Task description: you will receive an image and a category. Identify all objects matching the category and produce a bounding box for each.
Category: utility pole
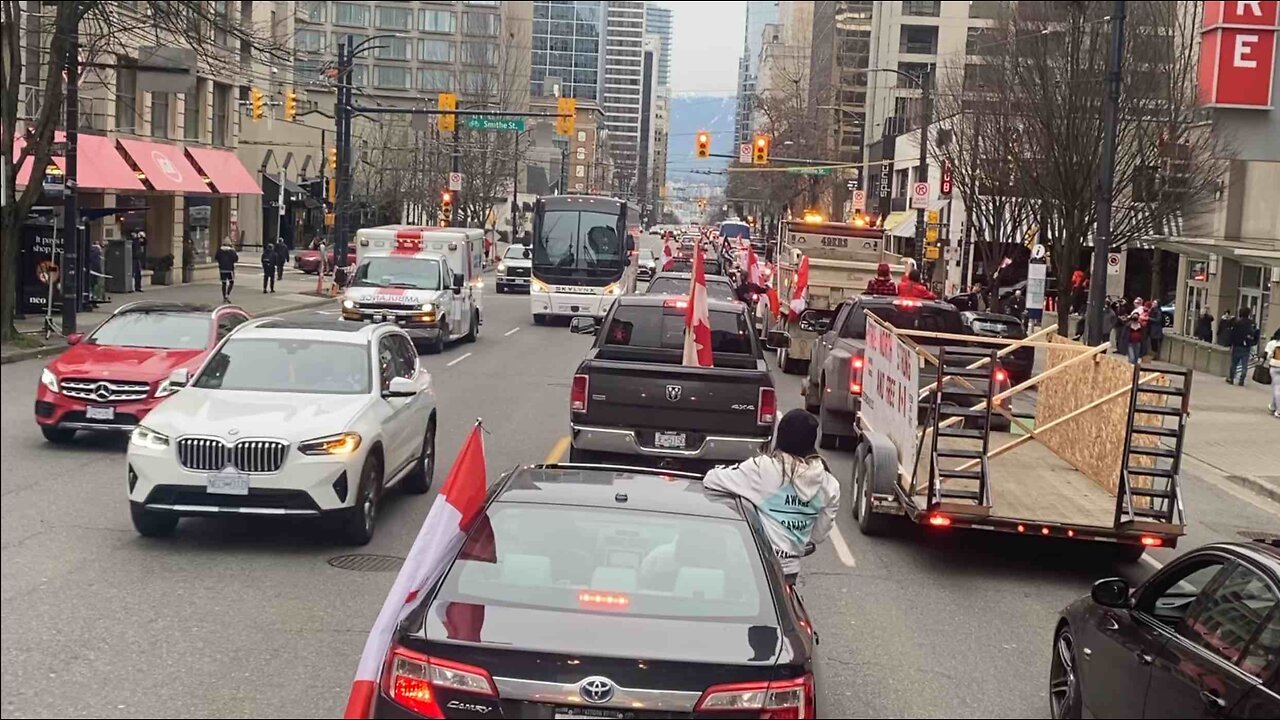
[1088,0,1127,345]
[913,71,932,270]
[511,133,519,244]
[61,20,80,334]
[334,40,348,267]
[450,123,460,227]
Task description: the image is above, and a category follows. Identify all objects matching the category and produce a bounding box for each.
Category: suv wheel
[130,503,179,537]
[340,454,382,545]
[41,426,77,444]
[402,418,436,494]
[463,309,479,343]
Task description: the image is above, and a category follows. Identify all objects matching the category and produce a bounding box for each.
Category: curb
[0,296,335,366]
[1222,473,1280,506]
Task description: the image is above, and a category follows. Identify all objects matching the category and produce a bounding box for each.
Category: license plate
[554,710,628,720]
[654,431,687,449]
[206,472,250,496]
[85,406,115,421]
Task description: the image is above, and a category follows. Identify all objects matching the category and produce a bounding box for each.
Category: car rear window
[603,305,755,355]
[646,276,735,302]
[844,305,963,338]
[438,503,770,621]
[667,258,725,276]
[970,318,1024,338]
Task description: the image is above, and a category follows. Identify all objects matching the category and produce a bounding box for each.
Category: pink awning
[186,146,261,195]
[14,132,146,191]
[117,137,209,193]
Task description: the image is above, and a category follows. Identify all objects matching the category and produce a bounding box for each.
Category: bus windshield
[719,222,750,241]
[533,209,626,282]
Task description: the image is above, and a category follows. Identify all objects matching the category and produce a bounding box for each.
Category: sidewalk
[1,267,333,365]
[1181,372,1280,504]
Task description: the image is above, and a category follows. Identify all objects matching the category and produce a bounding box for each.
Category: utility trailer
[848,313,1189,561]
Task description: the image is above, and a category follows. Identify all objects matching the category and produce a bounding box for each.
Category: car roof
[1203,540,1280,570]
[114,301,219,315]
[964,311,1023,323]
[858,295,956,311]
[649,272,732,284]
[235,317,379,343]
[496,465,745,520]
[539,195,623,212]
[616,293,744,313]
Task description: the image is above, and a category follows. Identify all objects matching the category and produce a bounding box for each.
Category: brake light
[383,645,497,717]
[578,590,631,611]
[993,367,1009,384]
[570,374,589,413]
[1140,535,1163,547]
[695,675,816,719]
[928,514,951,527]
[893,298,923,308]
[758,387,777,425]
[849,354,865,395]
[663,297,689,309]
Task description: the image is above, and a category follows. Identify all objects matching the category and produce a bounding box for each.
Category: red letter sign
[1199,1,1279,109]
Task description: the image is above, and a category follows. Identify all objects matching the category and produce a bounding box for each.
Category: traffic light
[695,130,710,159]
[441,191,453,222]
[556,97,577,136]
[250,88,264,121]
[438,92,457,132]
[752,134,769,165]
[284,89,298,121]
[327,148,337,173]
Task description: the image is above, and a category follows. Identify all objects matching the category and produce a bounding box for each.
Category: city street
[2,233,1276,719]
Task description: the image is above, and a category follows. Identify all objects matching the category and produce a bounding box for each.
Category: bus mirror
[453,273,464,294]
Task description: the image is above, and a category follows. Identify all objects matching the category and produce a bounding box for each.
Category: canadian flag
[682,242,714,368]
[746,245,763,286]
[343,422,488,719]
[661,239,675,271]
[789,256,810,319]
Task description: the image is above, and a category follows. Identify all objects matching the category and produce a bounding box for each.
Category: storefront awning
[887,200,949,239]
[14,133,146,191]
[186,146,262,195]
[117,138,209,193]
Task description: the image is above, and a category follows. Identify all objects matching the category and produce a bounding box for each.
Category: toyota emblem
[578,677,615,705]
[665,384,682,402]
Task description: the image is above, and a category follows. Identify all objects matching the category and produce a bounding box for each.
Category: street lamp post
[865,67,932,269]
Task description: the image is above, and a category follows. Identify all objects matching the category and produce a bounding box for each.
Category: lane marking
[504,327,520,337]
[1140,553,1164,571]
[828,524,857,568]
[316,309,341,316]
[446,352,473,367]
[545,436,571,464]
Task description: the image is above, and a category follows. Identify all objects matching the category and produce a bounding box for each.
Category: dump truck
[765,220,905,374]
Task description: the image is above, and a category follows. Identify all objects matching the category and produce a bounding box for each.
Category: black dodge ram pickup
[567,294,777,473]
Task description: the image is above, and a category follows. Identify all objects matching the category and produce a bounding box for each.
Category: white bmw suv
[126,318,437,544]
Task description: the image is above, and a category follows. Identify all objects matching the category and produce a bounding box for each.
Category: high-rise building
[645,4,673,89]
[808,0,873,216]
[735,1,780,146]
[531,1,604,101]
[601,1,647,197]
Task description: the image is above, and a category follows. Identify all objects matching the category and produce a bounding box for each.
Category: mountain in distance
[666,94,736,185]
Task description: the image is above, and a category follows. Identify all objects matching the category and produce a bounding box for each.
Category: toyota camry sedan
[372,464,824,719]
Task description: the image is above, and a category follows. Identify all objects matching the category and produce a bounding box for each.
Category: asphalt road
[2,233,1277,718]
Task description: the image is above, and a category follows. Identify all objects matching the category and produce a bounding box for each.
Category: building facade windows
[374,65,411,90]
[417,68,454,92]
[375,5,412,30]
[900,25,938,55]
[419,9,457,33]
[418,39,456,64]
[374,36,411,60]
[462,12,500,37]
[150,91,170,139]
[462,41,498,67]
[184,79,205,141]
[903,1,941,17]
[212,82,231,146]
[300,1,326,23]
[334,3,371,28]
[295,29,327,53]
[115,65,139,132]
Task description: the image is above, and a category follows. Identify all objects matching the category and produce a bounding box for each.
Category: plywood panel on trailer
[1033,336,1170,495]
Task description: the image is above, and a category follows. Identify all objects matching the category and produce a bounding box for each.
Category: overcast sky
[668,2,746,96]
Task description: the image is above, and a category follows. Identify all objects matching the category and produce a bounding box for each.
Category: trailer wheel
[851,445,869,520]
[854,445,893,536]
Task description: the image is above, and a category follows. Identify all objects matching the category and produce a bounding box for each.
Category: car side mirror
[167,368,190,389]
[1090,577,1131,609]
[765,330,791,350]
[384,376,418,398]
[66,332,84,345]
[570,317,599,335]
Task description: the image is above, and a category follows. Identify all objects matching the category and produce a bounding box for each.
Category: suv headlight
[130,425,170,450]
[420,302,435,313]
[531,278,550,294]
[604,282,623,296]
[342,299,356,310]
[497,262,507,274]
[40,367,58,393]
[298,432,362,456]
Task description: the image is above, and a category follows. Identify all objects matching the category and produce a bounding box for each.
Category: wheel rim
[1049,631,1078,719]
[858,458,870,519]
[361,462,379,533]
[424,423,436,480]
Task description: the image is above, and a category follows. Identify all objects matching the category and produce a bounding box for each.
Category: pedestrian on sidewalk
[1226,306,1258,386]
[1122,310,1147,364]
[1195,307,1214,342]
[1216,309,1235,347]
[261,244,277,293]
[273,237,289,281]
[1264,328,1280,418]
[87,239,103,309]
[1147,300,1165,358]
[214,238,239,302]
[131,232,146,292]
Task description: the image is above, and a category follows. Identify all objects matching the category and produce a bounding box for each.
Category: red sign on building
[1198,0,1279,109]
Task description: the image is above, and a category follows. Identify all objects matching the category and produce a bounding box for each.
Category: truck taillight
[849,354,865,395]
[695,674,816,719]
[994,367,1008,384]
[758,387,777,425]
[570,374,589,413]
[382,645,497,718]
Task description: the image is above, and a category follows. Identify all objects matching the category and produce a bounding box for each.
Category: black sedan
[960,311,1033,386]
[1050,540,1279,719]
[374,464,824,719]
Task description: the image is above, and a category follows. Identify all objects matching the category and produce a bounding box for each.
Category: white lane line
[1140,553,1164,571]
[828,524,857,568]
[316,309,340,316]
[446,352,473,367]
[504,327,520,337]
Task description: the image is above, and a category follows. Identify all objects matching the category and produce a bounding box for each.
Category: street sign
[1027,262,1047,320]
[940,161,954,196]
[448,172,463,191]
[910,182,930,209]
[789,167,831,176]
[464,116,525,131]
[1031,243,1047,260]
[1107,252,1121,276]
[739,143,752,164]
[925,245,941,261]
[878,160,892,195]
[851,189,867,210]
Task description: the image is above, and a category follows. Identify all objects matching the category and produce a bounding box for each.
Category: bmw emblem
[228,428,240,436]
[578,676,615,705]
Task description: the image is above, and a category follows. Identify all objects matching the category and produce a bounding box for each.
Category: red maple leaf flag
[747,245,763,286]
[683,242,715,368]
[343,421,488,719]
[789,256,810,319]
[661,238,675,271]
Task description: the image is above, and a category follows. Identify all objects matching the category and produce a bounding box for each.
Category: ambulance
[341,225,484,353]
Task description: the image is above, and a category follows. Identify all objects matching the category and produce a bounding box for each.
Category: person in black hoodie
[1194,307,1214,343]
[274,238,289,281]
[261,242,277,293]
[214,238,239,302]
[1227,307,1259,386]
